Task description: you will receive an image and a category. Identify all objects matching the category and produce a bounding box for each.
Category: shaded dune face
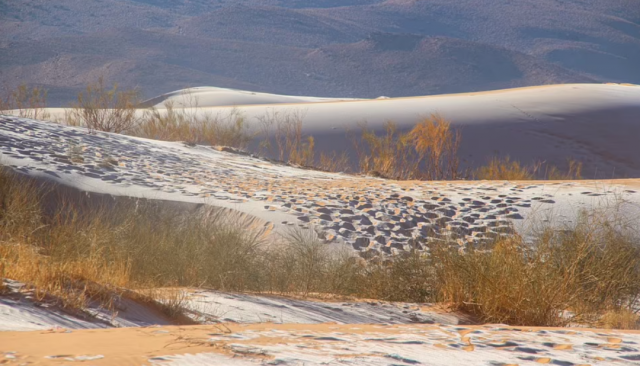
[4,82,640,258]
[148,84,640,179]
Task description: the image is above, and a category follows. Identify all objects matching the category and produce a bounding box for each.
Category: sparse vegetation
[135,101,253,149]
[1,81,587,181]
[475,156,535,180]
[0,84,50,120]
[258,110,315,166]
[0,165,637,327]
[431,210,640,326]
[66,77,142,134]
[475,156,583,180]
[353,115,461,180]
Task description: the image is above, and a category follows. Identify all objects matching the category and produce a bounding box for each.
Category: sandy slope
[40,83,640,177]
[2,321,640,365]
[2,86,640,364]
[2,115,640,257]
[139,86,363,108]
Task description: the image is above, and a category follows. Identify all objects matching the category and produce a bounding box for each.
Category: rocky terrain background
[1,0,639,106]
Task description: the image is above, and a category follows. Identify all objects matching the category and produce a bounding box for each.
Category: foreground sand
[2,322,640,365]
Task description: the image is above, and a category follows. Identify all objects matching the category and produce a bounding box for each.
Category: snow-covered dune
[41,83,640,177]
[2,115,640,258]
[138,86,363,108]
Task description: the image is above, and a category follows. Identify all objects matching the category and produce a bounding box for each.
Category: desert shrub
[475,156,535,180]
[0,84,49,120]
[353,115,461,180]
[66,77,142,133]
[431,211,640,326]
[1,164,635,327]
[318,151,351,173]
[358,252,434,302]
[258,110,315,166]
[476,156,583,180]
[135,101,253,149]
[599,309,640,330]
[545,158,583,180]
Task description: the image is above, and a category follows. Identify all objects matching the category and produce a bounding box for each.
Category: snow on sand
[38,83,640,177]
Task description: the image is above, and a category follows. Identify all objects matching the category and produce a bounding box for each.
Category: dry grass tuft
[136,101,253,149]
[66,77,142,134]
[599,309,640,330]
[475,156,534,180]
[1,165,638,328]
[0,84,50,120]
[258,110,315,166]
[353,115,461,180]
[432,210,640,326]
[476,156,583,180]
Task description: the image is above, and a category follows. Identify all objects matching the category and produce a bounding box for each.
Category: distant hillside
[0,0,637,106]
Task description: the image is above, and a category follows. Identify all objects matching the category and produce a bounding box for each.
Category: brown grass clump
[0,166,265,315]
[2,165,639,328]
[599,309,640,330]
[318,151,352,173]
[476,156,583,180]
[431,211,640,326]
[0,84,50,120]
[475,156,534,180]
[66,77,142,134]
[353,115,461,180]
[136,101,253,149]
[258,110,315,166]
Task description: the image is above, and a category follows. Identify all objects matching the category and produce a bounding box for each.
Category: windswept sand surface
[40,83,640,177]
[0,280,177,332]
[3,85,640,364]
[3,322,640,365]
[2,115,640,258]
[0,280,458,332]
[139,86,363,108]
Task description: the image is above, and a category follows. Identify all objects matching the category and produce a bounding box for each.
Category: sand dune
[139,86,362,108]
[41,83,640,177]
[2,114,640,257]
[3,86,640,364]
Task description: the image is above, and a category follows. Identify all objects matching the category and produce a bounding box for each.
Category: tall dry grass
[0,84,50,120]
[2,165,639,327]
[66,77,142,134]
[258,110,315,166]
[431,210,640,326]
[476,156,583,180]
[136,101,253,149]
[353,115,461,180]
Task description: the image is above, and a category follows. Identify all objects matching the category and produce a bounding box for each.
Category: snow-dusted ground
[2,87,640,363]
[182,290,459,325]
[153,324,640,366]
[3,320,640,365]
[0,283,459,332]
[38,83,640,178]
[139,86,363,108]
[0,280,175,331]
[2,115,640,258]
